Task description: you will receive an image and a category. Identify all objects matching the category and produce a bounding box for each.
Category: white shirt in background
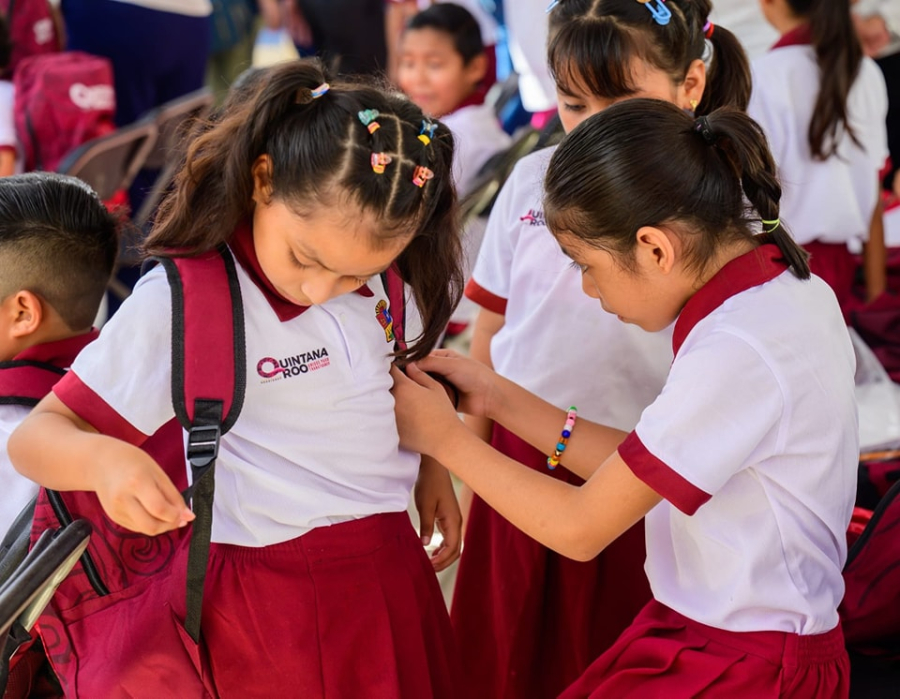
[709,0,778,59]
[109,0,212,17]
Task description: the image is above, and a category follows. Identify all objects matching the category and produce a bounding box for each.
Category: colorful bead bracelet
[547,406,577,470]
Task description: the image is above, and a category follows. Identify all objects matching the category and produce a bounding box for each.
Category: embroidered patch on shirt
[256,347,331,382]
[519,208,546,226]
[375,300,395,343]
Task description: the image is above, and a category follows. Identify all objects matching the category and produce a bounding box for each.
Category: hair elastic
[358,109,381,133]
[412,165,434,187]
[547,407,578,470]
[545,0,560,13]
[370,152,392,174]
[637,0,671,26]
[310,83,330,99]
[694,115,716,145]
[418,120,438,146]
[762,218,781,233]
[703,20,715,38]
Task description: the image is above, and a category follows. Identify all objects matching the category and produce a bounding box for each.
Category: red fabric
[560,600,850,698]
[0,331,98,404]
[772,24,813,50]
[451,424,651,699]
[12,330,98,366]
[617,432,710,515]
[53,372,148,446]
[0,0,59,76]
[804,240,856,312]
[846,507,872,549]
[464,278,507,315]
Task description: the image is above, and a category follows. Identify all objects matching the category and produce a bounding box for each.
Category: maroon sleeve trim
[464,279,507,315]
[618,431,711,516]
[53,371,149,447]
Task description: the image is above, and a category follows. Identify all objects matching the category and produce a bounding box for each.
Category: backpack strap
[158,245,246,644]
[381,264,407,352]
[0,361,65,407]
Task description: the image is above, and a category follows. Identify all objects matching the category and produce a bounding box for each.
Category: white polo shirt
[0,404,35,533]
[55,227,419,548]
[442,102,511,198]
[465,148,672,430]
[749,27,889,247]
[709,0,778,59]
[620,244,858,635]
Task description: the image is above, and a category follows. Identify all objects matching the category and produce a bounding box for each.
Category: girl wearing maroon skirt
[452,1,751,696]
[9,60,465,698]
[393,100,855,697]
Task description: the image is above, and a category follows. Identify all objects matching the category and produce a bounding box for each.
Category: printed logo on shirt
[375,300,395,343]
[69,83,115,112]
[256,347,330,382]
[519,209,546,227]
[33,18,54,45]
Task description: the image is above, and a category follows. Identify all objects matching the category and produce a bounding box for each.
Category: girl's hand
[93,441,194,536]
[414,456,462,572]
[413,350,501,419]
[390,364,467,458]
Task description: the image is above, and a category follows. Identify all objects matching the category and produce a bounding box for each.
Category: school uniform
[749,25,889,306]
[562,243,856,698]
[0,331,97,535]
[455,148,673,698]
[51,223,461,698]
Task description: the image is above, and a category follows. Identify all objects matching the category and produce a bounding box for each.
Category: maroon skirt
[451,425,651,699]
[561,600,850,698]
[804,240,856,312]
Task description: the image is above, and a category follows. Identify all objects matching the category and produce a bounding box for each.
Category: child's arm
[864,190,887,303]
[0,149,15,178]
[392,365,660,561]
[8,393,194,536]
[414,455,462,571]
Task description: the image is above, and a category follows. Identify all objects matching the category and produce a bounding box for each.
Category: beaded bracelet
[547,406,577,470]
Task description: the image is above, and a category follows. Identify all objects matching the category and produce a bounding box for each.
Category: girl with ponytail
[393,99,855,697]
[9,59,465,697]
[448,1,752,696]
[750,0,889,310]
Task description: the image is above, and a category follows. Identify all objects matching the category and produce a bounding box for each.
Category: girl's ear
[634,226,678,275]
[681,58,707,112]
[8,290,44,339]
[251,154,274,206]
[464,53,488,89]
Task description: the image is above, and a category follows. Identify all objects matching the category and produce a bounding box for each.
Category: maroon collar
[772,23,813,50]
[672,244,788,355]
[13,329,99,368]
[451,88,486,113]
[228,222,373,323]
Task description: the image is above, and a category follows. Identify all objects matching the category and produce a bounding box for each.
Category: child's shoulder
[505,145,557,195]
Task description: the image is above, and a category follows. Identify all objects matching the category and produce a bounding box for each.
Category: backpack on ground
[13,51,115,173]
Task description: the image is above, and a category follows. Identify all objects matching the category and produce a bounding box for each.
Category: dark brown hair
[547,0,751,114]
[0,173,119,330]
[785,0,863,160]
[544,100,810,279]
[145,59,463,361]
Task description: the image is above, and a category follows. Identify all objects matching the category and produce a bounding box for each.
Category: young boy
[0,172,118,535]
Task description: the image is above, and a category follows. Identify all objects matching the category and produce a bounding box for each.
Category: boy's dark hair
[785,0,862,160]
[547,0,751,115]
[545,100,810,280]
[0,173,119,330]
[145,58,464,362]
[406,3,485,64]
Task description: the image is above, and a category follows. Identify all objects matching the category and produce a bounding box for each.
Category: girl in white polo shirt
[450,1,752,696]
[393,100,856,697]
[750,0,889,311]
[9,60,465,698]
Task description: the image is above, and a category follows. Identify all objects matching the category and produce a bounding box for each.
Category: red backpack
[24,248,408,697]
[0,0,59,77]
[13,51,115,172]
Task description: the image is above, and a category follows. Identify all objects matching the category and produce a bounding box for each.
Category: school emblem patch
[375,300,395,343]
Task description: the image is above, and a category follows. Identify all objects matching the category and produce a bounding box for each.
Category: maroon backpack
[27,247,408,697]
[0,0,58,77]
[13,51,115,173]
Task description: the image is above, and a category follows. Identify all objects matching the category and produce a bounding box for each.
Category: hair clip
[636,0,671,26]
[418,120,438,146]
[412,165,434,188]
[694,116,716,145]
[761,218,781,233]
[703,20,714,38]
[358,109,381,133]
[545,0,560,13]
[310,83,330,99]
[371,152,392,174]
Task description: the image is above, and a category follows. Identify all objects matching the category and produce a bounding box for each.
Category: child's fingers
[419,505,435,547]
[429,349,462,360]
[120,495,181,536]
[139,475,194,529]
[405,362,441,389]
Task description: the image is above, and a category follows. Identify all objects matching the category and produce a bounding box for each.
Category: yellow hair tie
[762,218,780,233]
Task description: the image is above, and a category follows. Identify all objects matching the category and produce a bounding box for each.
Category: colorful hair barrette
[371,152,392,174]
[310,83,330,99]
[545,0,560,13]
[636,0,671,26]
[412,165,434,188]
[418,120,438,146]
[358,109,381,133]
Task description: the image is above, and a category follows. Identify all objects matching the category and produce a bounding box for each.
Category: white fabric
[66,260,419,548]
[635,272,857,635]
[0,81,16,150]
[504,0,556,112]
[437,0,498,45]
[0,404,37,536]
[468,147,672,429]
[709,0,778,59]
[886,204,900,247]
[108,0,211,17]
[442,102,511,197]
[749,47,889,246]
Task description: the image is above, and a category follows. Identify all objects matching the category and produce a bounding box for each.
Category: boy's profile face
[397,27,486,118]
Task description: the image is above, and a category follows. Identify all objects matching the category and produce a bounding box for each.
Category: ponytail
[695,19,752,114]
[786,0,863,159]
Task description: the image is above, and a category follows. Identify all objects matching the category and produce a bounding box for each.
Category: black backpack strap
[159,245,246,644]
[0,361,65,407]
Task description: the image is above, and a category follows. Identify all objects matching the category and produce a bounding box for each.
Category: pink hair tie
[703,20,715,38]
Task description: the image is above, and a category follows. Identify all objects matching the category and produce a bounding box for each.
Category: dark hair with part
[544,99,810,279]
[547,0,751,115]
[406,2,484,64]
[0,173,119,330]
[145,59,463,361]
[785,0,862,159]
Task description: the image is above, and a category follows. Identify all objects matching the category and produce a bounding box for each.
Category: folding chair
[0,520,91,694]
[132,87,215,232]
